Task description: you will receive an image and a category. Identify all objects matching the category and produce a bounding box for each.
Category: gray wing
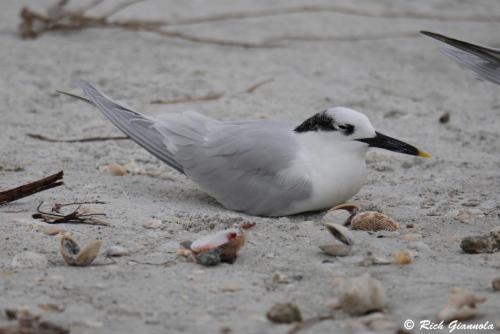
[80,82,184,173]
[421,31,500,85]
[155,118,312,216]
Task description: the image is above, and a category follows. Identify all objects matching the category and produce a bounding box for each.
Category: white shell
[324,223,354,245]
[319,243,352,257]
[190,228,241,253]
[103,246,129,257]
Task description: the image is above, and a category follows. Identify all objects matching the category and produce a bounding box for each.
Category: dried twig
[167,5,500,25]
[245,78,274,93]
[27,133,129,143]
[151,92,223,104]
[0,171,63,205]
[18,0,275,48]
[287,315,335,334]
[33,201,111,226]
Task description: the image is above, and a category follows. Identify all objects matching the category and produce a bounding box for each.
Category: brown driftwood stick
[0,171,63,205]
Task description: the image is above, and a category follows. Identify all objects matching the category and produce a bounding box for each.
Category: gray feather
[155,116,312,216]
[80,82,184,173]
[421,31,500,85]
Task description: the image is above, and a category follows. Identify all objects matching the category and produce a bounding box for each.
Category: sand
[1,0,499,333]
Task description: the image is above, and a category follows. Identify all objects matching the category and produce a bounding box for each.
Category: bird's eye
[338,123,355,135]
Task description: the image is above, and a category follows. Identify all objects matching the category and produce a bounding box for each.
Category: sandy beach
[1,0,499,333]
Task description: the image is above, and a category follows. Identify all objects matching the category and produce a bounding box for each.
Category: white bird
[59,82,429,217]
[421,31,500,85]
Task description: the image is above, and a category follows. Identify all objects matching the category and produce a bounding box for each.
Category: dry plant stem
[246,79,274,93]
[0,171,63,205]
[168,5,500,25]
[27,133,129,143]
[33,201,110,226]
[287,315,335,334]
[151,92,223,104]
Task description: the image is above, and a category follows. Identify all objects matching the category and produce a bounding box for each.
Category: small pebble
[103,162,127,176]
[103,246,129,257]
[439,112,450,124]
[42,226,65,236]
[393,250,412,265]
[492,277,500,291]
[143,219,162,229]
[195,249,221,266]
[266,303,302,324]
[272,272,289,284]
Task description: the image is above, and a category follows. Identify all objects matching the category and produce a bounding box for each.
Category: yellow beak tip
[417,149,430,158]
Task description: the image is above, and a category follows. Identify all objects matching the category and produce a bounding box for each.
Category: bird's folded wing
[156,118,312,216]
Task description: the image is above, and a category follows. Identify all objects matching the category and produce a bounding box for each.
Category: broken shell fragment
[438,288,486,322]
[338,274,386,315]
[266,303,302,324]
[393,250,412,265]
[179,223,255,266]
[319,243,352,257]
[324,223,354,245]
[359,251,391,266]
[60,234,101,266]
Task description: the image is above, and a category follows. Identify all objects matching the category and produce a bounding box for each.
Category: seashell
[103,245,129,257]
[328,203,399,232]
[338,274,386,315]
[492,277,500,291]
[319,243,352,257]
[324,223,354,245]
[60,234,101,266]
[350,212,399,231]
[102,162,127,176]
[266,303,302,324]
[393,250,412,265]
[437,288,486,322]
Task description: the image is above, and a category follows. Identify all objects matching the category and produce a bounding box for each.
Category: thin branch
[151,92,223,104]
[245,78,274,93]
[0,171,63,205]
[27,133,129,143]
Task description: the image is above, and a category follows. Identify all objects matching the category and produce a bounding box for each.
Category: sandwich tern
[421,31,500,85]
[60,82,429,217]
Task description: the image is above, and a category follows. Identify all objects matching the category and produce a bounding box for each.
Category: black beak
[357,131,429,157]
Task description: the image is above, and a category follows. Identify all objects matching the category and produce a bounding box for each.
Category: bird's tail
[59,82,184,173]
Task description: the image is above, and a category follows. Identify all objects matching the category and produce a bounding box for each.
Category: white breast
[290,132,368,213]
